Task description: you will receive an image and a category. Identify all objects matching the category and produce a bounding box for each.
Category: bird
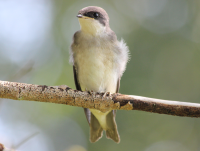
[70,6,129,143]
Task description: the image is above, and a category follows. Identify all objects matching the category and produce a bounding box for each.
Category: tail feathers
[86,109,120,143]
[106,111,120,143]
[106,129,120,143]
[90,113,103,143]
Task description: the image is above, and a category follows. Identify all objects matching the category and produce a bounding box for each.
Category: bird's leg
[86,88,94,97]
[102,91,111,98]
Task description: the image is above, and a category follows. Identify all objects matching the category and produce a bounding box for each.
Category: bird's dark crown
[78,6,109,26]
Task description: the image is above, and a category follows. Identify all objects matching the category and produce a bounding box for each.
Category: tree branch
[0,143,4,151]
[0,80,200,117]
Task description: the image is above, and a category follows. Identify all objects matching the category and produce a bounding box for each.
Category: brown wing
[116,78,120,93]
[73,65,82,91]
[113,78,120,117]
[73,65,91,124]
[84,108,91,124]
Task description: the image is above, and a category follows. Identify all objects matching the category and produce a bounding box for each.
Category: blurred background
[0,0,200,150]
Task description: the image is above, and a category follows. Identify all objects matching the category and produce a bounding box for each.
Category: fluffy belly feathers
[75,47,117,93]
[74,47,118,130]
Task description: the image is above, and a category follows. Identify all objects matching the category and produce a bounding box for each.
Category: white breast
[75,46,118,93]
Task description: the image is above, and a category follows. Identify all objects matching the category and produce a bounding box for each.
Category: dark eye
[84,12,100,19]
[93,12,99,18]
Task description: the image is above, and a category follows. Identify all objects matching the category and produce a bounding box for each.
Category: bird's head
[77,6,110,35]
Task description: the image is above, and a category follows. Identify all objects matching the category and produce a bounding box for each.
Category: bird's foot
[88,90,94,95]
[102,92,111,99]
[86,88,94,96]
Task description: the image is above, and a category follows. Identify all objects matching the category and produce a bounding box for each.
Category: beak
[76,14,94,20]
[77,14,83,18]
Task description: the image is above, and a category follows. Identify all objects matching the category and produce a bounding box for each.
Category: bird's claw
[102,92,111,98]
[86,88,94,96]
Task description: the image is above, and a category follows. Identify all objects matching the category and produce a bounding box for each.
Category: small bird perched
[70,6,129,143]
